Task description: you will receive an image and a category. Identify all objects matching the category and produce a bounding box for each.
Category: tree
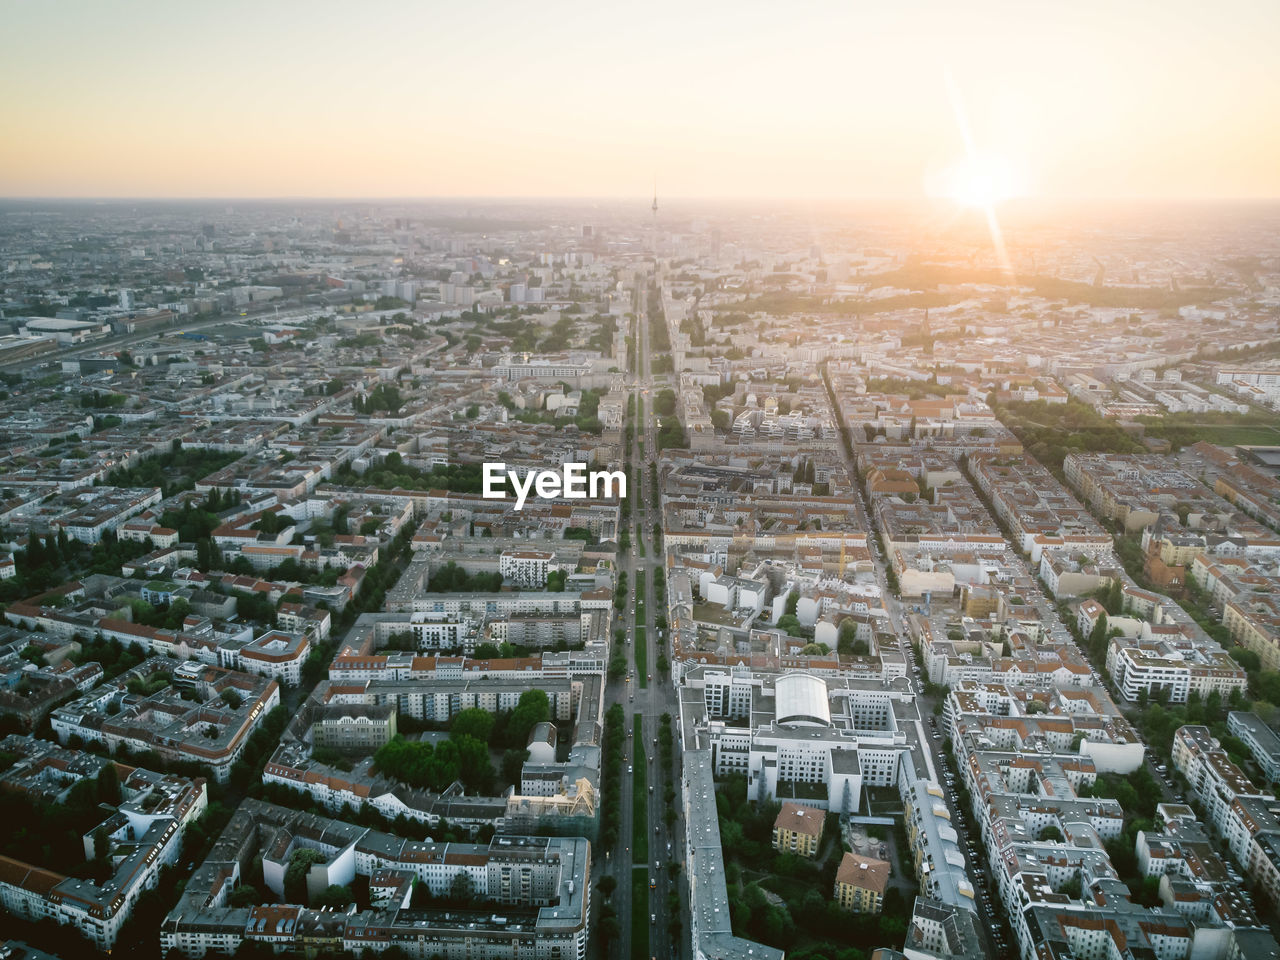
[451,708,495,744]
[96,763,120,804]
[93,826,110,861]
[1105,579,1124,616]
[596,914,620,945]
[776,614,804,637]
[1205,689,1224,722]
[501,748,529,787]
[1230,647,1261,672]
[1256,671,1280,707]
[507,689,551,747]
[314,884,354,909]
[448,871,475,904]
[1038,824,1065,843]
[284,848,326,902]
[229,884,259,908]
[1087,613,1109,659]
[878,913,907,940]
[837,619,858,656]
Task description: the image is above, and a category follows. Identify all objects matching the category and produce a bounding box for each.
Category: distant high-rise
[119,289,134,311]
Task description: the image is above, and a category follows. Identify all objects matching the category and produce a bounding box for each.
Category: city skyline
[2,5,1280,960]
[3,0,1279,200]
[1,177,1279,960]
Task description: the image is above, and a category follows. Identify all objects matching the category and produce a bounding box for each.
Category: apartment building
[498,548,554,588]
[772,802,825,858]
[0,745,206,950]
[1225,591,1280,672]
[939,680,1280,960]
[1106,638,1246,705]
[161,800,590,960]
[225,630,310,685]
[833,852,890,913]
[1171,725,1280,905]
[1228,711,1280,785]
[49,658,280,782]
[966,453,1110,562]
[310,703,398,753]
[265,667,604,834]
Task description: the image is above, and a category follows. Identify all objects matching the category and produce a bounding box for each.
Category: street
[599,276,688,960]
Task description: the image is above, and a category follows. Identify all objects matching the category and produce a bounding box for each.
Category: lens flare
[941,153,1024,208]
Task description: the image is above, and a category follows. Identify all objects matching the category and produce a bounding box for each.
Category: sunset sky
[3,0,1278,200]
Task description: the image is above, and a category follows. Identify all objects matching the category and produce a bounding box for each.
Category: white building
[499,549,553,588]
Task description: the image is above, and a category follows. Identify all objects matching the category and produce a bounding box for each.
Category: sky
[2,0,1278,200]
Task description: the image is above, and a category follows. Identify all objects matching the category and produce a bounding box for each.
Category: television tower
[650,181,658,257]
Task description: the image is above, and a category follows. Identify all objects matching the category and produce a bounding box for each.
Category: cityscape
[2,5,1280,960]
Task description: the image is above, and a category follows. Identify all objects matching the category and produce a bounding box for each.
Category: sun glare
[941,153,1024,208]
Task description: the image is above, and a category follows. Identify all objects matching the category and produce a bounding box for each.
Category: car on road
[628,765,633,774]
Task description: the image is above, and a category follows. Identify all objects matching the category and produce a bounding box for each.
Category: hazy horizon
[3,1,1278,201]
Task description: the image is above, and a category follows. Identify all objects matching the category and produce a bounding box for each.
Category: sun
[940,153,1025,208]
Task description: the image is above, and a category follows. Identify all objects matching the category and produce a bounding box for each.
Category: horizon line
[3,194,1280,205]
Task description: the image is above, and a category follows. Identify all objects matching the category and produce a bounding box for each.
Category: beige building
[1225,594,1280,672]
[772,802,825,858]
[834,851,890,913]
[311,704,397,752]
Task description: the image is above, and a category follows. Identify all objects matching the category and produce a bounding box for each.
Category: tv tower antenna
[649,181,659,258]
